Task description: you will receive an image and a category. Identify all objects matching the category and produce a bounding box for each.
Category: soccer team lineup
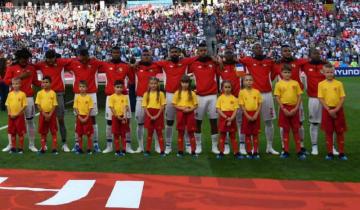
[1,42,349,161]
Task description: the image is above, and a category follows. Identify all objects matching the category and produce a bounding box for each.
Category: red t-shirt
[34,58,72,92]
[239,56,275,93]
[155,57,197,93]
[134,63,161,97]
[219,63,241,96]
[302,61,326,97]
[99,61,134,95]
[4,64,41,97]
[65,58,103,93]
[188,60,219,96]
[273,58,308,90]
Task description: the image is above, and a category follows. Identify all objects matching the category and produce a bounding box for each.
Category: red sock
[245,135,251,154]
[230,132,239,155]
[293,129,301,153]
[253,135,259,154]
[337,132,345,154]
[177,130,184,152]
[146,129,154,152]
[283,128,289,153]
[52,134,57,150]
[188,132,196,153]
[219,132,226,153]
[87,135,93,150]
[41,134,47,151]
[121,133,126,152]
[114,135,120,151]
[157,130,165,153]
[11,135,16,149]
[78,136,83,150]
[325,131,333,154]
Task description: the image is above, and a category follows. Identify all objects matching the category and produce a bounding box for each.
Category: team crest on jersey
[170,65,174,68]
[109,67,113,70]
[334,87,337,91]
[16,70,20,73]
[118,68,123,72]
[309,68,313,72]
[78,66,81,68]
[178,64,182,67]
[292,64,296,68]
[149,69,153,72]
[253,64,257,66]
[88,65,92,68]
[263,64,267,67]
[140,70,144,72]
[230,100,234,104]
[292,85,296,90]
[209,64,213,68]
[198,66,202,69]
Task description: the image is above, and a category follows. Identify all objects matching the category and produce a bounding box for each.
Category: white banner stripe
[106,181,144,209]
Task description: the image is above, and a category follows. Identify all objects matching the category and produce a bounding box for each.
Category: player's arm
[229,108,238,122]
[3,67,13,85]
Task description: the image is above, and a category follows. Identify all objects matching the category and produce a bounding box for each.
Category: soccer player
[3,48,41,152]
[239,74,262,159]
[99,46,135,154]
[318,64,347,160]
[34,50,72,152]
[142,77,166,157]
[35,76,58,154]
[133,49,162,153]
[274,64,305,159]
[73,81,94,154]
[155,46,198,154]
[65,49,103,153]
[5,78,27,154]
[172,75,198,157]
[273,45,307,153]
[302,49,338,155]
[219,48,245,154]
[188,43,220,154]
[239,43,278,155]
[216,81,242,159]
[108,80,130,157]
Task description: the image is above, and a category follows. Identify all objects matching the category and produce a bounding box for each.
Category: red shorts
[38,112,58,135]
[241,111,260,135]
[278,105,300,130]
[176,110,197,132]
[321,107,347,133]
[144,108,164,130]
[218,111,237,132]
[75,115,93,136]
[112,116,130,135]
[8,114,26,135]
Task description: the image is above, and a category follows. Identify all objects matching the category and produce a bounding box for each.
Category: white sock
[279,127,284,148]
[26,119,35,146]
[211,134,219,147]
[165,125,173,148]
[184,130,190,147]
[106,124,113,143]
[299,125,305,148]
[237,122,245,144]
[195,133,202,146]
[310,123,319,145]
[8,134,11,146]
[137,124,144,148]
[264,120,274,148]
[93,124,99,144]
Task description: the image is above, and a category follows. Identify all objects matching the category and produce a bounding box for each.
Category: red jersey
[3,64,41,97]
[273,58,308,90]
[188,60,218,96]
[65,58,103,93]
[155,57,197,93]
[134,63,161,97]
[99,61,134,95]
[219,63,242,96]
[34,58,72,92]
[302,61,326,98]
[239,56,275,93]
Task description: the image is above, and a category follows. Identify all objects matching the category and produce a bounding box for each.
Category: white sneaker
[102,144,113,154]
[239,143,247,155]
[165,146,172,155]
[2,144,11,152]
[333,147,339,156]
[224,143,230,155]
[195,139,202,154]
[62,144,70,152]
[126,144,135,154]
[135,147,143,153]
[311,145,319,155]
[154,140,161,153]
[266,147,279,155]
[185,144,191,154]
[44,145,48,151]
[28,145,38,152]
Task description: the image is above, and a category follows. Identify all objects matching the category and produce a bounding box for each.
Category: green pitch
[0,78,359,182]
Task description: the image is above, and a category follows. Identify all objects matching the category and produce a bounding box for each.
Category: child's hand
[226,121,232,126]
[10,114,17,119]
[329,109,337,118]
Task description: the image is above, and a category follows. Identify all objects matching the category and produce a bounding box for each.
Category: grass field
[0,77,359,182]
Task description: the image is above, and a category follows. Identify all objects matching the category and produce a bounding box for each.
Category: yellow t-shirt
[216,94,239,111]
[5,90,27,115]
[318,79,345,107]
[172,90,198,108]
[238,88,262,111]
[274,80,302,105]
[35,89,58,112]
[142,91,166,109]
[73,94,94,115]
[108,94,129,116]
